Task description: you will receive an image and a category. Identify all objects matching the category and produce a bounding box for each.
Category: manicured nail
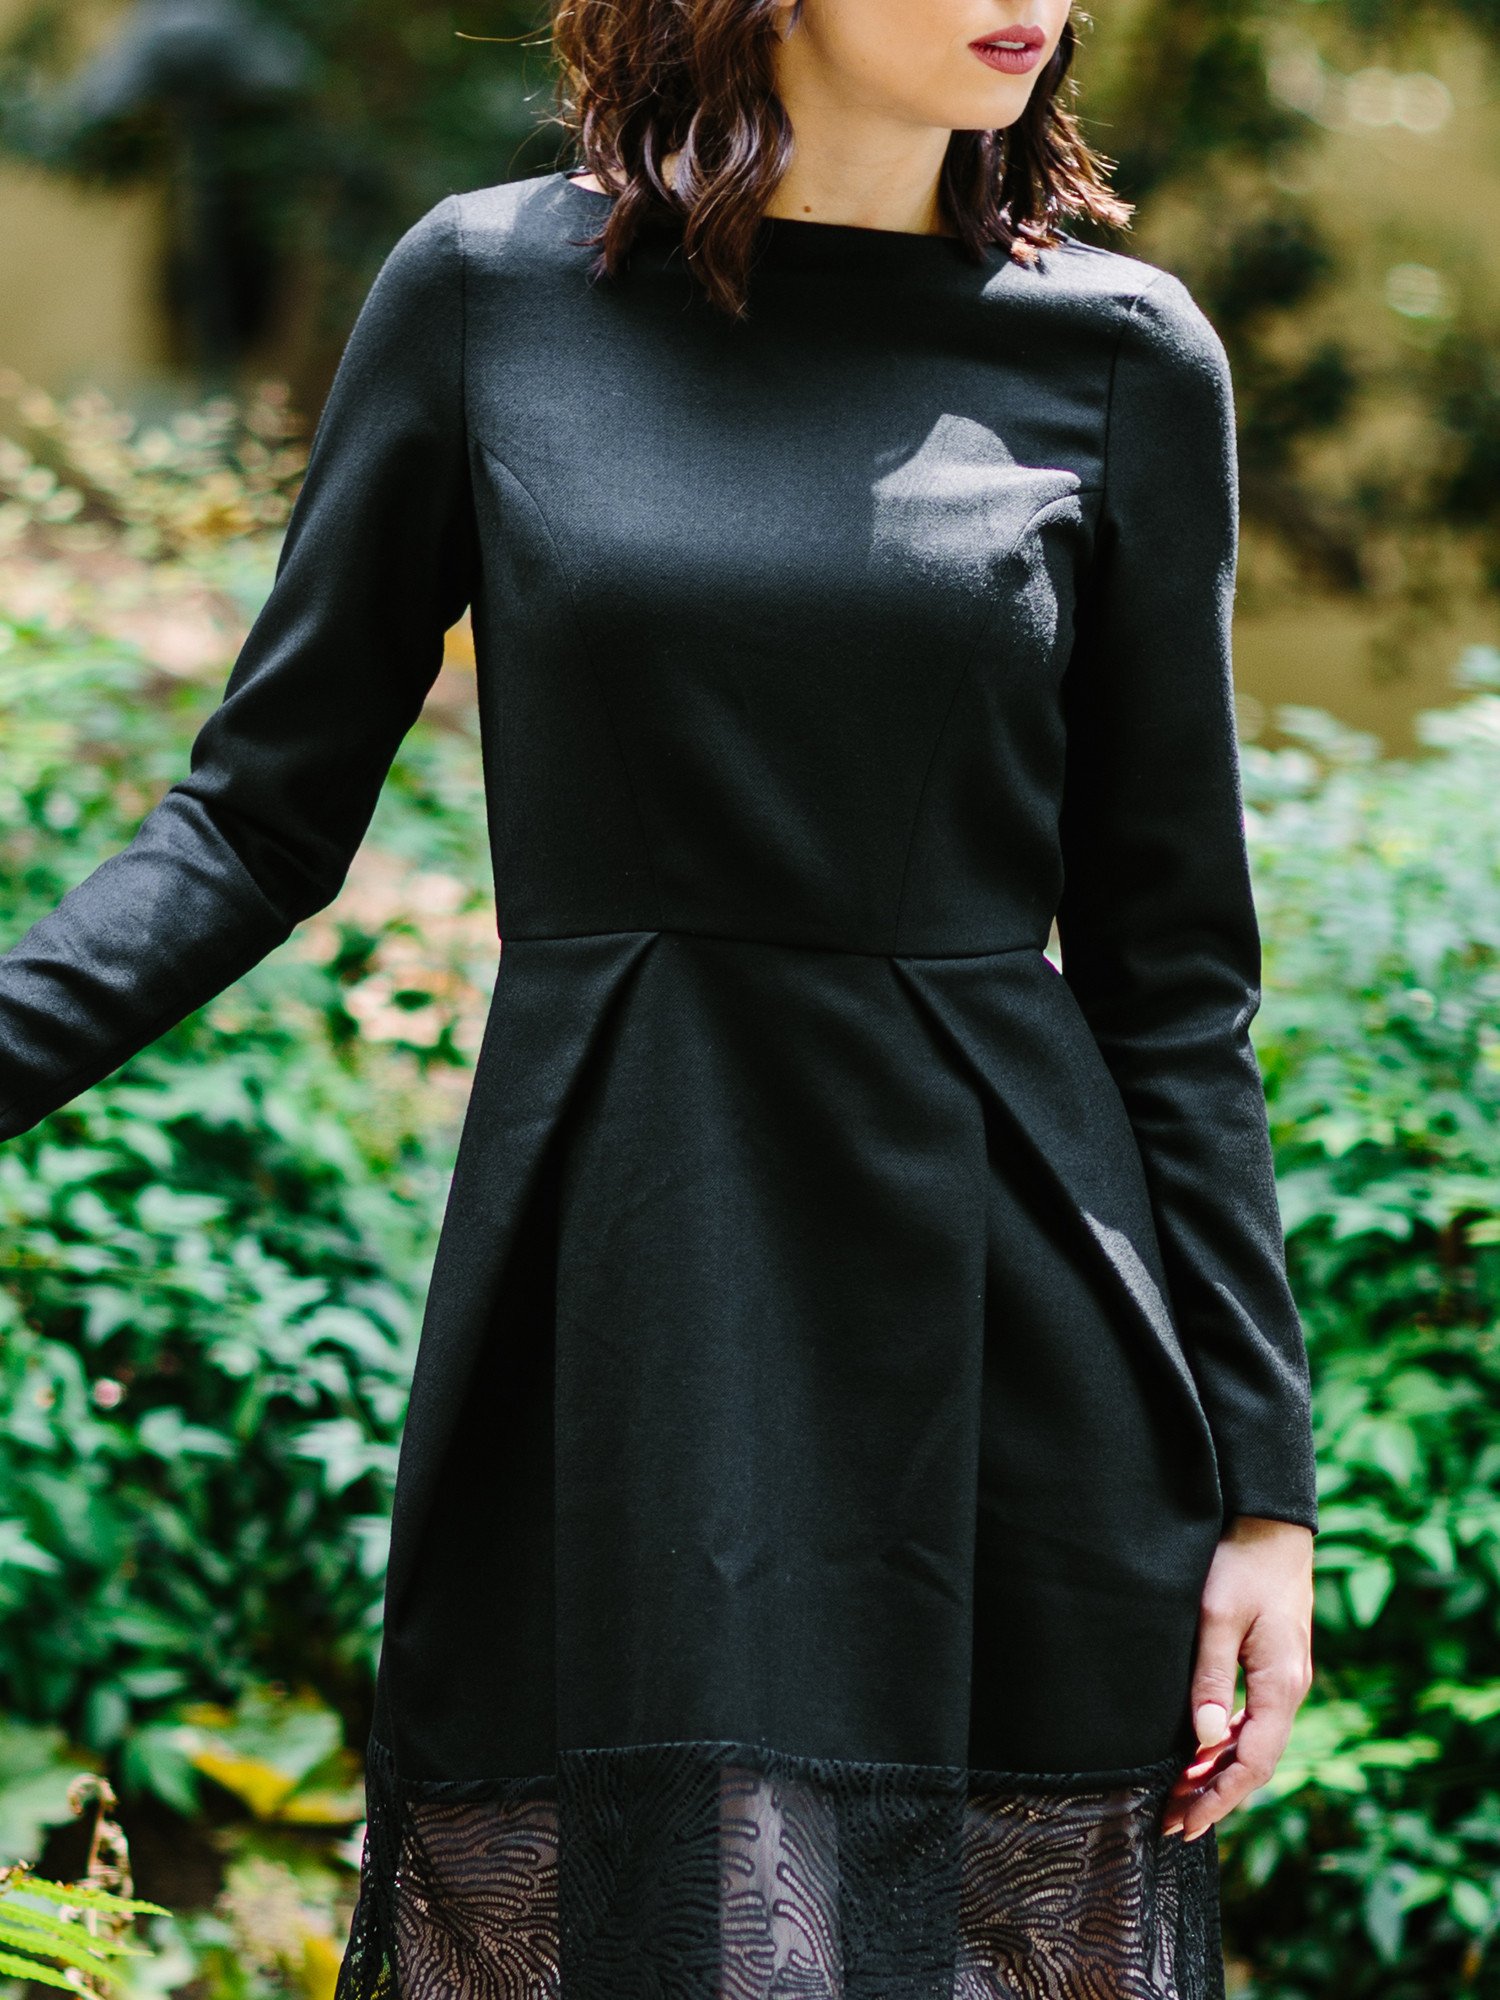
[1184,1825,1208,1842]
[1194,1701,1229,1748]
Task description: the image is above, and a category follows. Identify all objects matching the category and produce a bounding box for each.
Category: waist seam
[498,924,1050,962]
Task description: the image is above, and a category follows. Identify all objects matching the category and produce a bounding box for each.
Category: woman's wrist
[1223,1512,1315,1543]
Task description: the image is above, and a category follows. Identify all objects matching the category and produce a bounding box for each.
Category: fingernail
[1184,1825,1208,1842]
[1194,1701,1229,1748]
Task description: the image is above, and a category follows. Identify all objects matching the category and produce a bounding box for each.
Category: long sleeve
[1055,269,1318,1534]
[0,193,477,1142]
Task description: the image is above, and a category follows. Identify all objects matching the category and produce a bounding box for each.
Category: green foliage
[0,1717,101,1866]
[0,1699,367,2000]
[153,1835,353,2000]
[0,371,308,560]
[1216,674,1500,1994]
[119,1688,364,2000]
[0,1865,167,1995]
[158,1686,365,1827]
[0,491,494,1781]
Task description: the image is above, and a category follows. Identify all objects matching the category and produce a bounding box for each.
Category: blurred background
[5,0,1500,740]
[1,3,1499,1997]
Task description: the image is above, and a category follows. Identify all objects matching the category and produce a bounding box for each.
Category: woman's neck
[572,139,956,240]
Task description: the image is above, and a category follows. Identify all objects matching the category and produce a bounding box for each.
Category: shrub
[0,1766,166,1997]
[1220,665,1500,1994]
[0,383,494,1783]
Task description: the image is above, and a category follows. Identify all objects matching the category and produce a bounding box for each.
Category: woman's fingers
[1182,1650,1299,1836]
[1167,1658,1306,1841]
[1171,1715,1244,1788]
[1189,1581,1244,1753]
[1161,1518,1314,1841]
[1160,1713,1243,1835]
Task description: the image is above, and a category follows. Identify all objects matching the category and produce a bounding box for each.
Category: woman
[0,0,1317,1993]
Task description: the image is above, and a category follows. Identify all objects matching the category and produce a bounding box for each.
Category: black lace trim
[334,1735,1223,2000]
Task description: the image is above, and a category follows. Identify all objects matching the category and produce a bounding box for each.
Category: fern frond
[6,1875,168,1917]
[0,1945,91,1991]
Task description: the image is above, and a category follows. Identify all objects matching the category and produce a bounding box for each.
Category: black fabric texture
[0,167,1319,1994]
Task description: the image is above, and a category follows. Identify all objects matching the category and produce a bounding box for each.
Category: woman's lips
[969,26,1047,75]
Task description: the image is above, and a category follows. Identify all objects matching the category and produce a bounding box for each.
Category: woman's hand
[1161,1515,1315,1840]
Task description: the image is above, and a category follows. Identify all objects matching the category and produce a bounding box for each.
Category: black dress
[0,169,1319,1999]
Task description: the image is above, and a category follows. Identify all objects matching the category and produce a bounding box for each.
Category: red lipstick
[969,24,1048,76]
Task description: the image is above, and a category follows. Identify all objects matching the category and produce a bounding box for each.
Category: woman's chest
[464,282,1108,690]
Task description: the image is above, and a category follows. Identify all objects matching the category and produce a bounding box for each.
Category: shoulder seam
[1099,266,1178,529]
[447,191,470,441]
[1046,236,1175,287]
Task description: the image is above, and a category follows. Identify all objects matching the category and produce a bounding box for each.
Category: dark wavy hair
[549,1,1131,317]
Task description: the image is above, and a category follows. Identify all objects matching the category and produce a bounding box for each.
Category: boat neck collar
[555,169,1006,273]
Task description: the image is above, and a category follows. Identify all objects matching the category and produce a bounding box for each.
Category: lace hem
[334,1735,1224,2000]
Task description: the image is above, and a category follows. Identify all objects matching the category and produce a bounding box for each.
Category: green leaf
[1449,1879,1496,1931]
[9,1877,168,1917]
[0,1946,99,1992]
[1345,1557,1396,1626]
[1365,1877,1407,1964]
[1419,1680,1500,1724]
[0,1904,141,1969]
[0,1521,62,1576]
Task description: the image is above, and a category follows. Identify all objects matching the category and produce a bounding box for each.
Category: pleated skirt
[333,929,1228,1999]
